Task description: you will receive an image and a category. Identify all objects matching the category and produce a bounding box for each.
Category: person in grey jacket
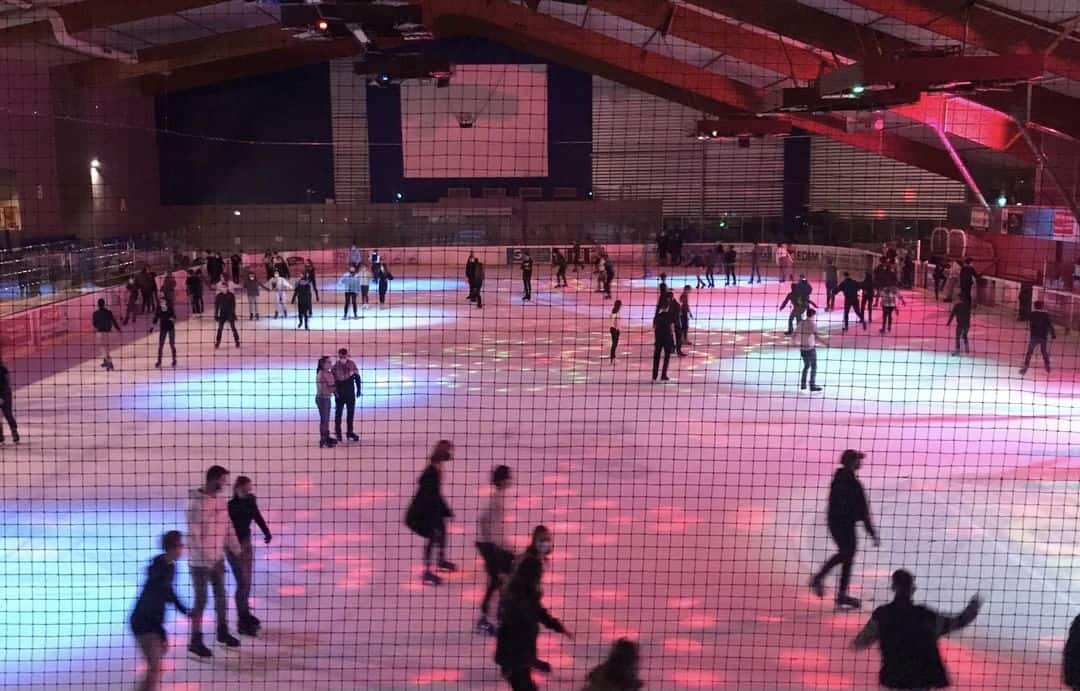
[241,271,262,320]
[338,266,362,319]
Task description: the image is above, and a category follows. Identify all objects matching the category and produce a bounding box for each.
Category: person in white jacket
[267,272,292,319]
[186,465,242,657]
[475,465,513,636]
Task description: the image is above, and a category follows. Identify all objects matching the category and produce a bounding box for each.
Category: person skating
[377,263,394,306]
[356,262,372,308]
[206,252,224,286]
[581,638,643,691]
[0,358,19,445]
[227,476,272,637]
[943,260,961,302]
[1064,612,1080,691]
[229,253,242,285]
[213,284,240,349]
[130,531,189,691]
[810,450,879,608]
[304,259,320,303]
[466,251,479,301]
[703,245,716,288]
[338,265,361,319]
[878,285,906,334]
[521,252,534,301]
[609,300,622,364]
[241,271,262,320]
[332,348,361,443]
[292,272,315,330]
[603,253,615,299]
[932,261,946,300]
[186,270,204,316]
[149,298,177,368]
[137,267,158,314]
[405,440,457,585]
[749,242,762,284]
[572,240,584,273]
[958,257,979,304]
[495,556,572,691]
[262,250,274,281]
[652,292,676,381]
[315,356,337,448]
[723,245,737,286]
[853,569,981,690]
[779,283,817,336]
[186,465,242,657]
[348,243,362,269]
[369,249,381,280]
[794,308,828,392]
[824,258,839,311]
[476,465,514,636]
[836,273,866,331]
[946,298,973,355]
[776,243,794,283]
[860,271,876,325]
[272,253,289,280]
[1019,300,1056,375]
[123,277,141,325]
[161,272,177,311]
[677,286,692,355]
[553,248,568,288]
[92,298,122,371]
[474,259,486,309]
[267,272,292,319]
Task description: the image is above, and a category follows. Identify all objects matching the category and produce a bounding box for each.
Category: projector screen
[401,64,549,179]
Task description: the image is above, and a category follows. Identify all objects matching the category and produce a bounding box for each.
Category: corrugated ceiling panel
[329,59,370,203]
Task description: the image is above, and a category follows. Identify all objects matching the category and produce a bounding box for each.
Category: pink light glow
[585,499,617,509]
[680,613,718,629]
[800,671,855,689]
[585,533,619,546]
[672,669,724,688]
[278,585,306,596]
[332,490,394,509]
[778,648,829,669]
[664,637,704,653]
[668,597,700,609]
[410,669,463,685]
[590,588,628,602]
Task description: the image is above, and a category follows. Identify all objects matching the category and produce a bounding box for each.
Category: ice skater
[130,531,189,691]
[749,242,762,284]
[810,450,878,608]
[476,465,514,636]
[161,273,177,311]
[652,292,676,381]
[1065,613,1080,691]
[779,282,817,336]
[1019,300,1056,375]
[316,356,337,448]
[609,299,622,364]
[603,253,615,299]
[466,251,479,301]
[267,272,291,319]
[495,556,572,691]
[702,245,716,288]
[213,284,240,349]
[186,465,242,657]
[377,263,394,306]
[227,475,272,637]
[723,245,737,285]
[0,358,19,444]
[932,262,946,300]
[473,259,486,309]
[553,248,568,288]
[348,243,362,268]
[776,243,794,283]
[272,253,289,280]
[123,277,141,325]
[369,249,381,279]
[292,271,315,330]
[582,639,643,691]
[853,569,981,690]
[357,262,372,308]
[333,348,361,443]
[338,265,361,319]
[92,298,122,371]
[677,285,692,355]
[229,253,242,285]
[241,271,262,319]
[824,258,839,311]
[878,285,905,334]
[521,252,533,301]
[186,270,205,316]
[942,259,961,302]
[836,272,865,331]
[149,297,177,368]
[304,259,320,302]
[137,267,158,314]
[947,298,973,355]
[794,308,828,392]
[405,440,457,585]
[860,271,875,325]
[959,257,978,304]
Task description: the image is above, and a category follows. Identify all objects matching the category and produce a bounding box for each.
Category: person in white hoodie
[186,465,242,657]
[267,272,292,319]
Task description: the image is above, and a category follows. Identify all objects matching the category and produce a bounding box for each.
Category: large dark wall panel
[156,64,334,205]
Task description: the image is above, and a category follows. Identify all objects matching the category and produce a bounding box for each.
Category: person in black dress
[495,556,572,691]
[0,358,19,444]
[405,440,457,585]
[149,298,177,368]
[810,450,879,609]
[214,285,240,349]
[854,569,981,690]
[130,531,189,691]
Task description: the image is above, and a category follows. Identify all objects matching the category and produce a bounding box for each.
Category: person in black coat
[405,440,457,585]
[291,272,315,330]
[214,285,240,349]
[958,258,978,304]
[723,245,738,286]
[1065,613,1080,690]
[553,248,568,288]
[1020,300,1057,375]
[946,298,973,356]
[465,252,479,301]
[377,264,394,305]
[227,476,272,637]
[810,449,879,609]
[130,531,189,691]
[521,252,534,301]
[854,569,981,690]
[149,299,177,368]
[186,269,204,316]
[860,271,876,325]
[652,292,676,382]
[836,273,865,331]
[932,262,947,300]
[495,557,572,691]
[0,359,18,444]
[229,253,242,285]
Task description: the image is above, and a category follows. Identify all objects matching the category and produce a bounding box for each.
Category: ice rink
[3,263,1080,691]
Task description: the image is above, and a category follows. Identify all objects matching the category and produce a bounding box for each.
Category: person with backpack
[405,440,457,585]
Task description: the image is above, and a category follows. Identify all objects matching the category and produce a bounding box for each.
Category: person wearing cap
[853,569,981,690]
[810,449,879,609]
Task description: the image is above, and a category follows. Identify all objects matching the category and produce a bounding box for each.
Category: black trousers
[378,284,388,304]
[190,293,203,314]
[1023,338,1051,369]
[475,281,484,308]
[861,295,874,323]
[704,267,714,287]
[881,306,895,332]
[842,300,864,329]
[215,319,239,346]
[825,284,837,311]
[157,328,176,362]
[800,348,817,388]
[467,277,478,301]
[609,327,620,361]
[749,262,761,283]
[141,290,157,313]
[725,264,736,284]
[603,274,613,297]
[955,324,969,352]
[522,273,532,300]
[652,335,674,379]
[556,267,567,286]
[0,400,16,439]
[334,393,355,437]
[297,305,311,329]
[423,522,447,568]
[814,521,857,596]
[343,292,358,317]
[934,276,945,299]
[476,542,514,617]
[502,666,538,691]
[360,285,370,304]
